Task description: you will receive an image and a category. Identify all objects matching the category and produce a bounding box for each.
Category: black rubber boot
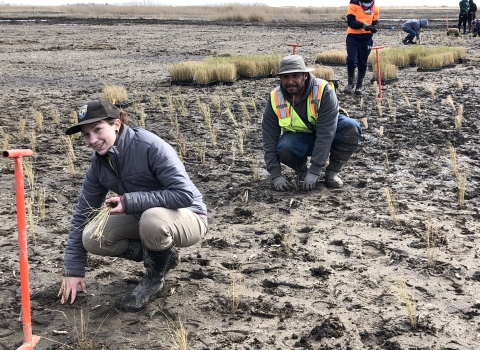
[343,67,355,94]
[354,70,366,95]
[115,245,176,312]
[118,239,143,262]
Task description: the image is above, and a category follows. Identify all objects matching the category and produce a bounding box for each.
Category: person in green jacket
[459,0,470,34]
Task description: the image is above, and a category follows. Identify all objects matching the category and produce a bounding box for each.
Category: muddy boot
[354,70,366,95]
[402,37,409,45]
[115,245,175,312]
[118,239,143,262]
[166,246,179,273]
[325,170,344,188]
[343,67,355,94]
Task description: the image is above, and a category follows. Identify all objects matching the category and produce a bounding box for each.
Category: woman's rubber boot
[354,70,366,95]
[115,245,176,312]
[343,68,355,94]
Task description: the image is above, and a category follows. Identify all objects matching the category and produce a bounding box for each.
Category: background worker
[58,100,208,312]
[459,0,470,34]
[262,55,362,192]
[344,0,380,95]
[468,0,477,32]
[401,19,429,44]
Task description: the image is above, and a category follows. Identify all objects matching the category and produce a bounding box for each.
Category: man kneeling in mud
[262,54,362,191]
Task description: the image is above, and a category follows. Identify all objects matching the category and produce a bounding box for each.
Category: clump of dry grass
[384,187,399,225]
[447,142,458,176]
[399,89,410,108]
[315,49,347,65]
[447,28,460,36]
[312,66,334,80]
[18,120,26,139]
[378,125,384,137]
[384,152,390,172]
[428,83,436,98]
[396,278,417,329]
[195,140,207,165]
[455,105,464,128]
[158,313,188,350]
[32,109,44,131]
[230,270,243,313]
[361,117,368,129]
[284,215,298,256]
[416,100,421,114]
[50,106,61,126]
[445,95,456,110]
[457,79,464,91]
[103,84,128,104]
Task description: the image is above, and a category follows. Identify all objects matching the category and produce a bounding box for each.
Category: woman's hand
[58,276,87,304]
[105,196,124,215]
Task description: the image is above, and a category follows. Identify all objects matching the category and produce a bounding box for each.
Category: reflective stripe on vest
[270,78,328,133]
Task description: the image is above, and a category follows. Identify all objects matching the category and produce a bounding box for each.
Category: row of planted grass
[315,45,466,80]
[168,55,281,84]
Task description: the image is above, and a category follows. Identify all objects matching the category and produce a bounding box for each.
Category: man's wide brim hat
[65,100,120,135]
[276,55,314,75]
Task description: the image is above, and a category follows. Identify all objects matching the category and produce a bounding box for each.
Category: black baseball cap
[65,100,120,135]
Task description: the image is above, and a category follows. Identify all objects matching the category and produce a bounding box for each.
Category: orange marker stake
[2,149,40,350]
[371,46,385,99]
[287,43,302,55]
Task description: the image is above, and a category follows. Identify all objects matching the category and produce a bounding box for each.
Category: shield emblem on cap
[79,105,88,119]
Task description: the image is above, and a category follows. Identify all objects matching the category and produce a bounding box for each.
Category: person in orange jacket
[344,0,380,95]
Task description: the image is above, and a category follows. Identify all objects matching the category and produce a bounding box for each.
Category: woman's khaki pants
[83,207,207,255]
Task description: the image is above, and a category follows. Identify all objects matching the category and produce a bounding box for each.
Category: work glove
[272,176,291,192]
[301,172,319,191]
[363,23,377,33]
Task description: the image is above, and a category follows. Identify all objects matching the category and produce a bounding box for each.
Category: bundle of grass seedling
[416,54,443,70]
[447,28,460,36]
[103,84,129,105]
[312,66,334,80]
[315,49,347,65]
[84,202,116,242]
[373,61,398,81]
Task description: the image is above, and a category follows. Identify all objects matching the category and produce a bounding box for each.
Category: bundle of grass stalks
[227,54,281,77]
[214,63,238,82]
[440,52,455,66]
[103,85,128,105]
[373,61,398,81]
[168,61,200,82]
[315,49,347,65]
[312,66,334,80]
[447,28,460,36]
[417,54,443,70]
[84,204,112,242]
[193,64,217,84]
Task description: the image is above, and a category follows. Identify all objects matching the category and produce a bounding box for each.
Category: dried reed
[458,172,466,208]
[32,109,44,131]
[284,215,298,256]
[84,205,112,243]
[396,279,417,329]
[384,187,399,225]
[103,84,128,104]
[455,105,464,128]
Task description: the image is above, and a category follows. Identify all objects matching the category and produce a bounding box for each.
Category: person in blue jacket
[58,100,208,312]
[401,19,428,44]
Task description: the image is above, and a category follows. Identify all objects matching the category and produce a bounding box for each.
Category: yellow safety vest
[270,78,328,133]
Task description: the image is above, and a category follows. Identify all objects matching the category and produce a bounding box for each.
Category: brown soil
[1,17,480,350]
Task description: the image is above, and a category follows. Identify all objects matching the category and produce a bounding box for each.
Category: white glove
[273,176,291,192]
[301,172,319,191]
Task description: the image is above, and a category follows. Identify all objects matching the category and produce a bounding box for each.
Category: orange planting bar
[287,43,302,55]
[2,149,40,350]
[371,46,385,99]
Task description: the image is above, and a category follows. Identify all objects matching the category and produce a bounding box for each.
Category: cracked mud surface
[0,17,479,350]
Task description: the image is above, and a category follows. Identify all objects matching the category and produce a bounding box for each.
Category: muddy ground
[0,15,480,350]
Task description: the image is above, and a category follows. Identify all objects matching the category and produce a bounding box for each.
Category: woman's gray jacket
[62,125,207,277]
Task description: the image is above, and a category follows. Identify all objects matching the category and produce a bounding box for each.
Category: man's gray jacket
[63,125,207,277]
[262,73,339,178]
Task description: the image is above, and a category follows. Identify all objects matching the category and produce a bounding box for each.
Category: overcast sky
[1,1,462,8]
